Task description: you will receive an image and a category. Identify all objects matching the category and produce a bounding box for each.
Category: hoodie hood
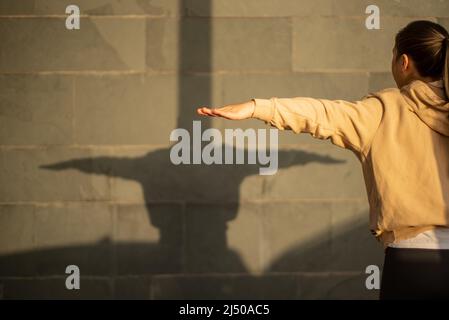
[402,79,449,136]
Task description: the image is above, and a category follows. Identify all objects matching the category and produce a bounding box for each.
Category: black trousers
[380,246,449,299]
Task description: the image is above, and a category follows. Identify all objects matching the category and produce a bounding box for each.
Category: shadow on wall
[0,0,385,299]
[0,146,383,299]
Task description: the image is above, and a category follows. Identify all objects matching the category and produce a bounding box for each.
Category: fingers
[197,103,247,120]
[197,107,218,117]
[197,107,238,120]
[197,106,231,118]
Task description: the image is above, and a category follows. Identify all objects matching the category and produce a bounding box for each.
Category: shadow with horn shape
[37,145,345,275]
[0,0,384,298]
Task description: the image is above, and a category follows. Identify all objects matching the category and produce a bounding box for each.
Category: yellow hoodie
[251,79,449,249]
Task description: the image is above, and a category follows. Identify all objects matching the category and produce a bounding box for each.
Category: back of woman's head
[395,20,449,99]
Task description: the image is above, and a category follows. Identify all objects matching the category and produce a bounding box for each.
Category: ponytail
[444,38,449,100]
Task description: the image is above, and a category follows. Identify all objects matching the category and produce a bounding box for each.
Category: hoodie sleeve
[251,95,383,156]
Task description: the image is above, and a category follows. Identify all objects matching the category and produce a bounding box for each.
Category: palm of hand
[197,101,255,120]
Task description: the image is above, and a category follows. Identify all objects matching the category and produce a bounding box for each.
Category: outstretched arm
[197,95,383,156]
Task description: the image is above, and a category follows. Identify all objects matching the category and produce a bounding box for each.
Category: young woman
[197,20,449,299]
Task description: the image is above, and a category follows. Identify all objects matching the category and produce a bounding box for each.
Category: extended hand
[196,100,255,120]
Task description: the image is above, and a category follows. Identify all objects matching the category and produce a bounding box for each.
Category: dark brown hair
[395,20,449,99]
